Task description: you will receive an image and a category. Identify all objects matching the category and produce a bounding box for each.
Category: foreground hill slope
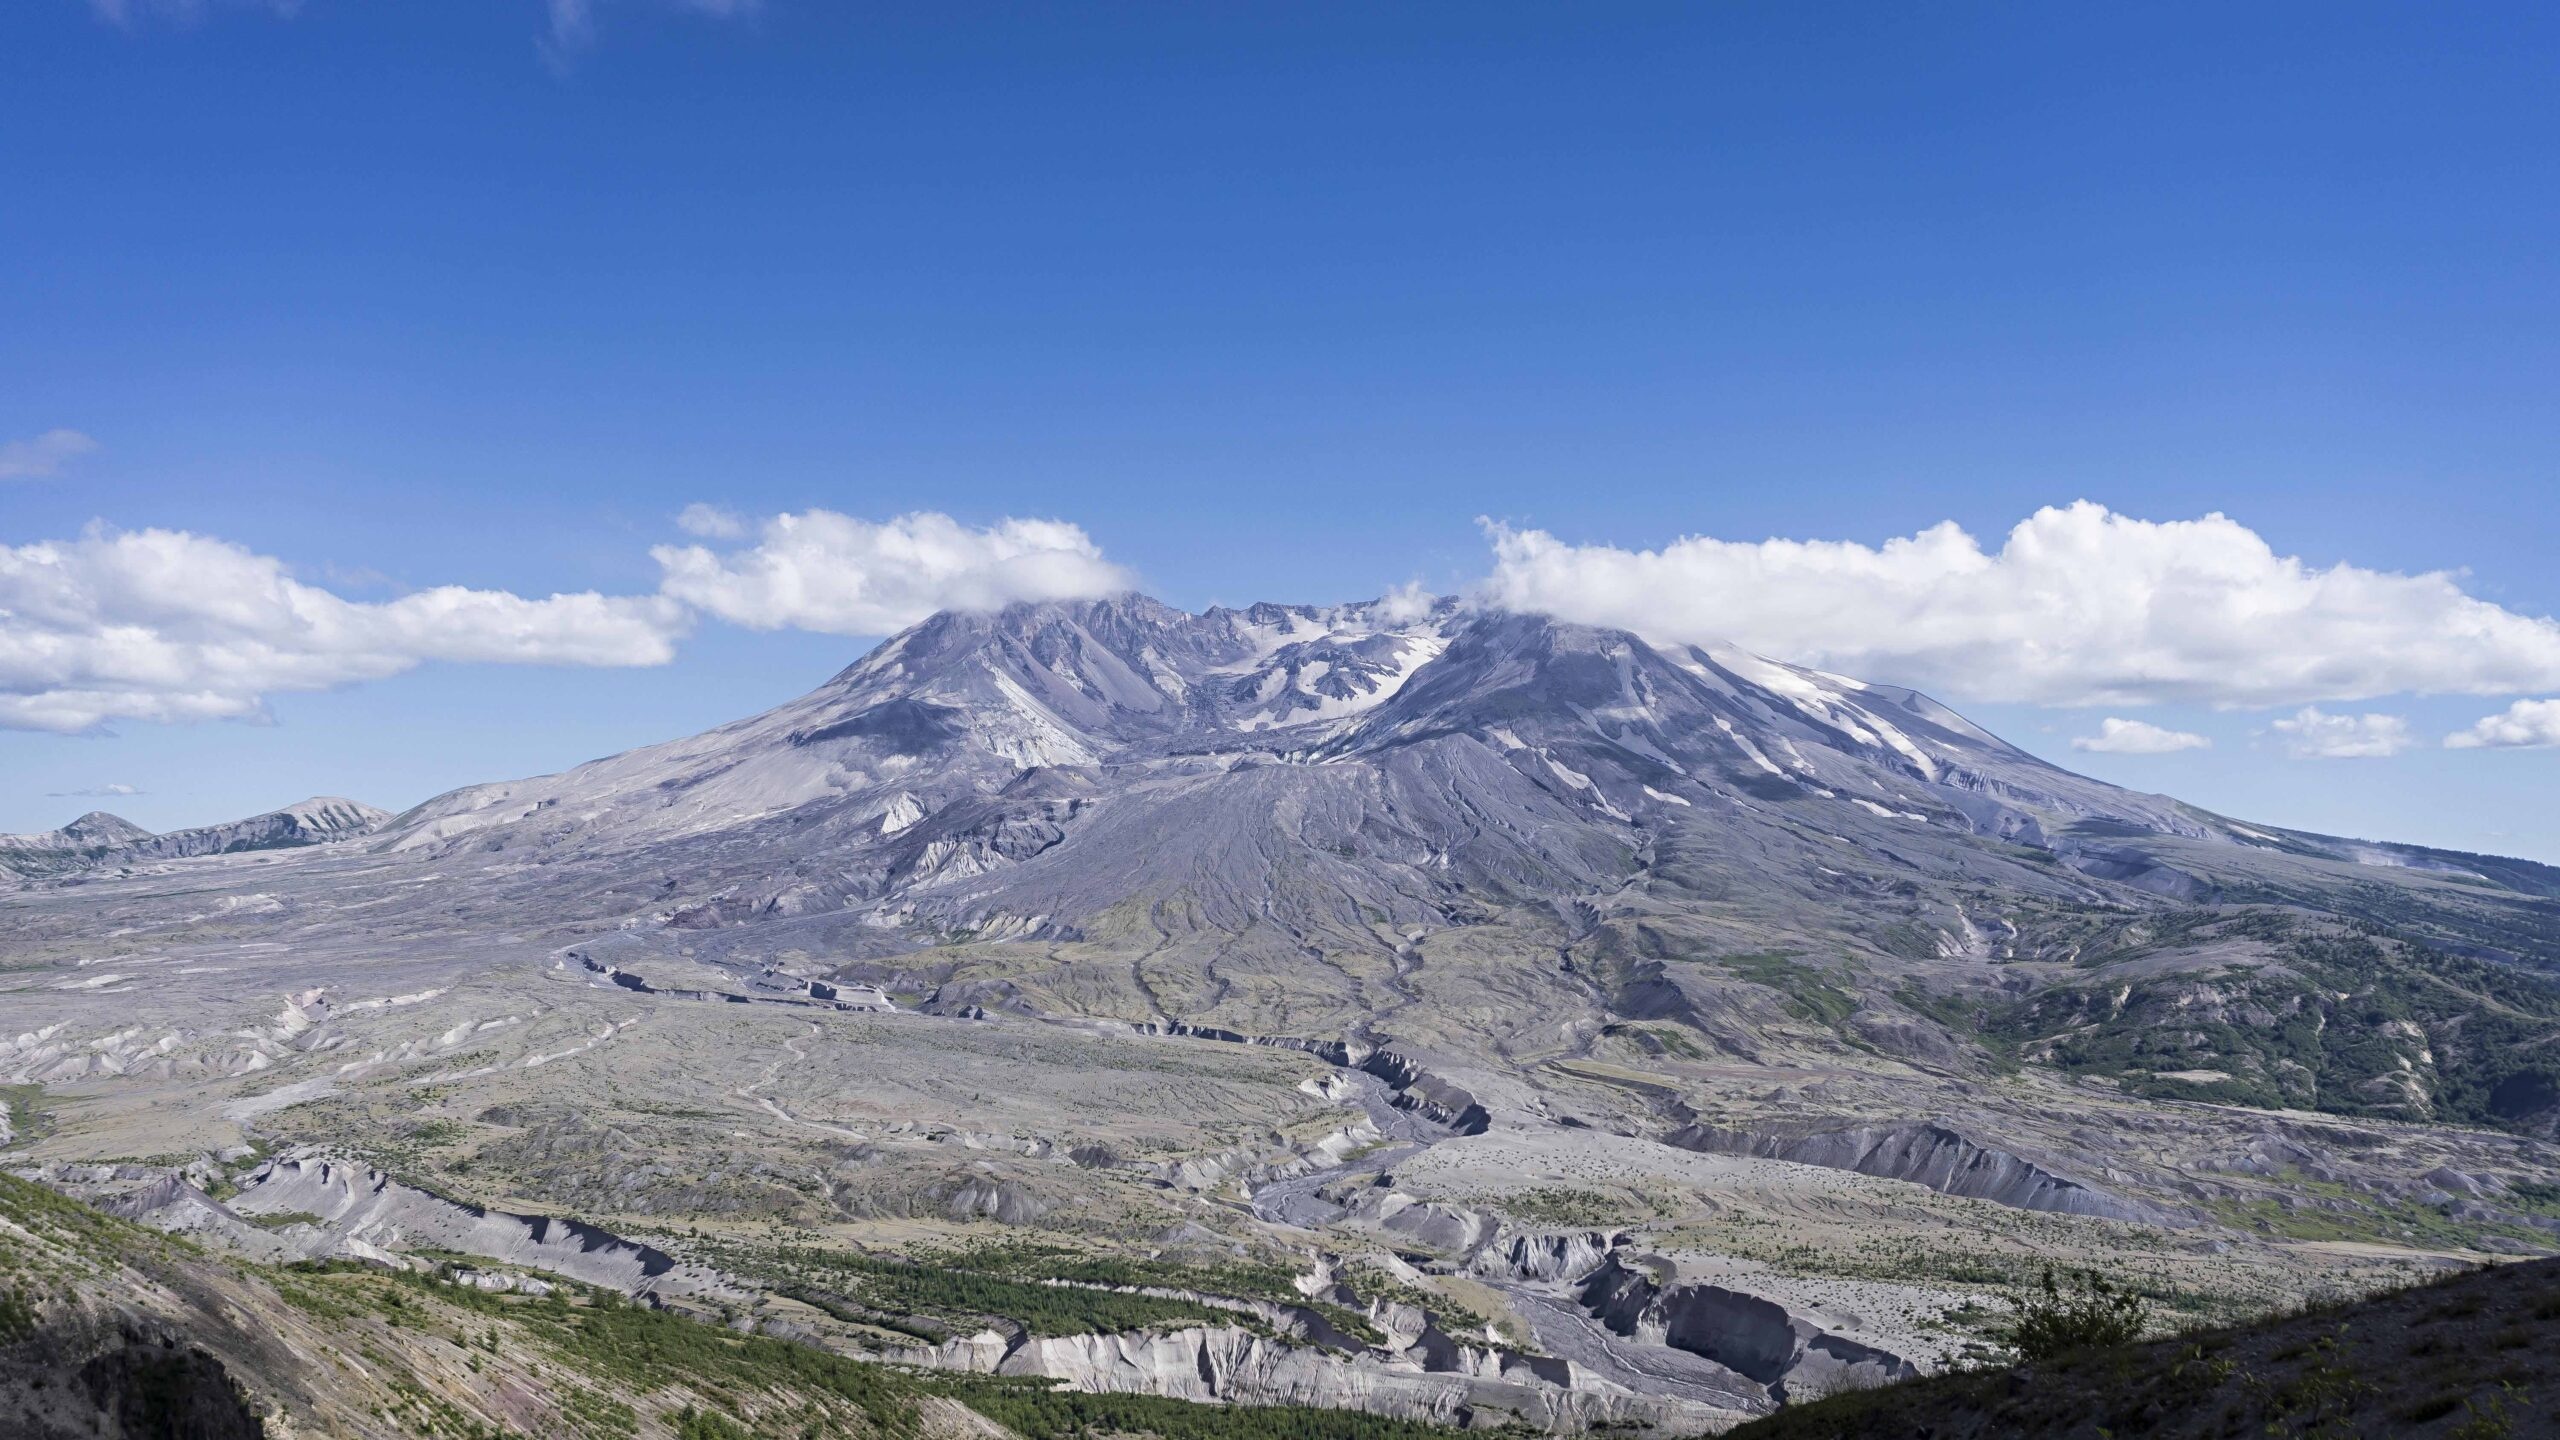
[1727,1254,2560,1439]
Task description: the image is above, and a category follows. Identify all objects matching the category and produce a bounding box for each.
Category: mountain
[351,595,2560,1135]
[0,809,153,858]
[0,796,389,883]
[376,593,2542,912]
[8,595,2560,1437]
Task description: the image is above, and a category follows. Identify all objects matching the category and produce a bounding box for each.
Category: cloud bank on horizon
[0,525,685,733]
[0,510,1118,733]
[4,498,2557,749]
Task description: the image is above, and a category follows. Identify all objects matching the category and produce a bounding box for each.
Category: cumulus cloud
[2446,698,2560,750]
[48,783,143,799]
[1474,502,2560,709]
[652,509,1134,636]
[2071,718,2211,755]
[0,525,686,734]
[0,430,99,482]
[676,503,748,540]
[2270,707,2415,759]
[1373,580,1439,625]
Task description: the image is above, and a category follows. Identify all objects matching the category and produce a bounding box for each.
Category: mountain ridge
[0,796,389,882]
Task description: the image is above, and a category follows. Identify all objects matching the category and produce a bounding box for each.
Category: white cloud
[47,783,143,799]
[2071,718,2211,755]
[0,430,99,482]
[543,0,760,58]
[2446,698,2560,750]
[2270,707,2415,759]
[675,503,748,539]
[0,525,686,734]
[1473,502,2560,708]
[1373,580,1438,625]
[653,509,1134,636]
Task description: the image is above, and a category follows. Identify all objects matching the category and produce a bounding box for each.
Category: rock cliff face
[993,1323,1719,1432]
[1134,1025,1494,1136]
[220,1153,741,1300]
[871,1247,1742,1433]
[1663,1121,2169,1224]
[1471,1229,1624,1283]
[1577,1255,1916,1402]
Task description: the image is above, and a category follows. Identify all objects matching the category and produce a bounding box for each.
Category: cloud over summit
[1473,502,2560,709]
[652,510,1134,637]
[11,499,2560,746]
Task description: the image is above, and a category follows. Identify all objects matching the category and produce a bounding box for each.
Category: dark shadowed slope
[1726,1255,2560,1440]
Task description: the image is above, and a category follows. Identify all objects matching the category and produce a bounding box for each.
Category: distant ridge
[0,795,390,883]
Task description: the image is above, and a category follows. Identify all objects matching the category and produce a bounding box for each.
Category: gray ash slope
[347,594,2560,1137]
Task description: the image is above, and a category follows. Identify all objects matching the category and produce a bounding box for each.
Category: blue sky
[4,2,2559,859]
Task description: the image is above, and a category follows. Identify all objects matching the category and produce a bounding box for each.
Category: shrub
[2005,1267,2148,1361]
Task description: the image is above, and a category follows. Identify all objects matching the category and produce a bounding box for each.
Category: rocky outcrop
[1134,1025,1492,1136]
[1356,1050,1493,1135]
[97,1173,314,1265]
[1577,1255,1915,1402]
[223,1153,742,1301]
[989,1323,1726,1433]
[1335,1187,1502,1255]
[928,1173,1053,1225]
[870,1248,1736,1432]
[1471,1229,1623,1283]
[1664,1121,2170,1224]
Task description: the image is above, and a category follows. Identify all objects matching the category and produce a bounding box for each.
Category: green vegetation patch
[923,1374,1485,1440]
[729,1241,1274,1340]
[1502,1186,1631,1229]
[288,1266,921,1438]
[1973,913,2560,1130]
[1703,951,1859,1027]
[0,1084,53,1149]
